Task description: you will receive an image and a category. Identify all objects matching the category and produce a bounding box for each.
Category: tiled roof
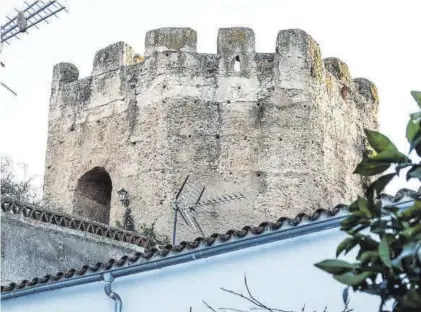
[1,204,349,294]
[1,198,149,248]
[2,188,419,295]
[378,187,421,205]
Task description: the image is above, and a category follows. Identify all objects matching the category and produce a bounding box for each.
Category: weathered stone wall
[43,27,379,242]
[0,212,143,285]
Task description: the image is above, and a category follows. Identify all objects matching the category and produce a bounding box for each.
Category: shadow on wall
[72,167,112,224]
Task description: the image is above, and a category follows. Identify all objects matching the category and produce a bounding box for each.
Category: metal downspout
[102,273,122,312]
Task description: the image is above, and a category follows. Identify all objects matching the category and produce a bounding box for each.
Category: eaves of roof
[1,188,419,300]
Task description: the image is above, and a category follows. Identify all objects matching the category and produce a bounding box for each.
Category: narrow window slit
[233,55,241,72]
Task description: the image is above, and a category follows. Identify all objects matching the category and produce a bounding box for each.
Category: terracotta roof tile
[1,204,348,294]
[2,188,419,295]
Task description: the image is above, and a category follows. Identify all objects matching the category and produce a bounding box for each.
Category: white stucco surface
[1,226,379,312]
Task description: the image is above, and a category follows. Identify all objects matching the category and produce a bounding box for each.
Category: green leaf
[348,199,359,212]
[410,135,421,155]
[359,251,379,265]
[401,288,421,308]
[342,287,350,305]
[399,200,421,221]
[383,205,400,213]
[354,161,390,176]
[340,215,361,230]
[368,173,395,196]
[314,259,357,275]
[378,236,392,268]
[336,237,354,258]
[390,217,404,230]
[333,271,373,286]
[357,196,372,218]
[402,223,421,238]
[406,116,421,148]
[391,242,418,270]
[406,165,421,181]
[411,91,421,109]
[410,111,421,121]
[336,237,359,258]
[355,234,379,250]
[368,150,410,164]
[364,129,398,153]
[347,224,370,235]
[351,210,368,218]
[371,220,388,234]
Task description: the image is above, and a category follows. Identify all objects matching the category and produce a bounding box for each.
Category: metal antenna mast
[171,175,246,245]
[172,175,205,245]
[0,1,68,96]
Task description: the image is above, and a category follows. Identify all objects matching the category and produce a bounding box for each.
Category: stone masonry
[43,27,379,242]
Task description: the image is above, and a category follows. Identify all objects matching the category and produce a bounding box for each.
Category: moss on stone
[324,58,352,85]
[325,74,334,94]
[231,29,247,42]
[370,84,380,104]
[309,40,323,82]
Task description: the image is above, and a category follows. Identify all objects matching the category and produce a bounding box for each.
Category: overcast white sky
[0,0,420,195]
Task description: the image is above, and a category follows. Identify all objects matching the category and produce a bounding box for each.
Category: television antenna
[0,1,68,96]
[171,175,246,245]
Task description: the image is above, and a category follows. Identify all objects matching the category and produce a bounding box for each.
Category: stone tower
[43,27,379,242]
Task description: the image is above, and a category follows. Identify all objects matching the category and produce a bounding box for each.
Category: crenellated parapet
[49,27,377,119]
[91,41,135,76]
[43,27,379,243]
[145,27,197,57]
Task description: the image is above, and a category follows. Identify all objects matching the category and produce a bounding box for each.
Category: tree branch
[203,300,218,312]
[220,274,294,312]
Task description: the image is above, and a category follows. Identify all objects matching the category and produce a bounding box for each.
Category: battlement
[49,28,377,123]
[51,27,369,79]
[44,27,379,243]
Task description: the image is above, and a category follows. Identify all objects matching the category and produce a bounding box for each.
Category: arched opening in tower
[73,167,112,224]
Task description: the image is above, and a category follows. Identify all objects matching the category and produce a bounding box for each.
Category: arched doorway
[73,167,112,224]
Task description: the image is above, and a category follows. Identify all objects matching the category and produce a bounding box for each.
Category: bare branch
[242,274,294,312]
[202,275,352,312]
[342,301,353,312]
[244,275,261,305]
[218,308,249,312]
[220,284,293,312]
[250,308,293,312]
[220,287,262,308]
[203,300,218,312]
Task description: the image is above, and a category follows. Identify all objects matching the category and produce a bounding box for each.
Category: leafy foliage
[116,219,170,248]
[0,156,41,204]
[139,220,170,248]
[315,91,421,312]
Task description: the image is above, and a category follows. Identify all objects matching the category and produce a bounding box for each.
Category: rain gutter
[1,200,414,301]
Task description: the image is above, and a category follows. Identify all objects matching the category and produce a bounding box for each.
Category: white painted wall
[1,227,380,312]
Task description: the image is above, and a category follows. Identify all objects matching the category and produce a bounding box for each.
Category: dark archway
[73,167,112,224]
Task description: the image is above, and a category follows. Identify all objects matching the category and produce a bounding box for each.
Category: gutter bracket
[101,272,123,312]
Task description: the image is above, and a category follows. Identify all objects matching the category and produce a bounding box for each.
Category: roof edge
[2,210,350,301]
[2,187,418,300]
